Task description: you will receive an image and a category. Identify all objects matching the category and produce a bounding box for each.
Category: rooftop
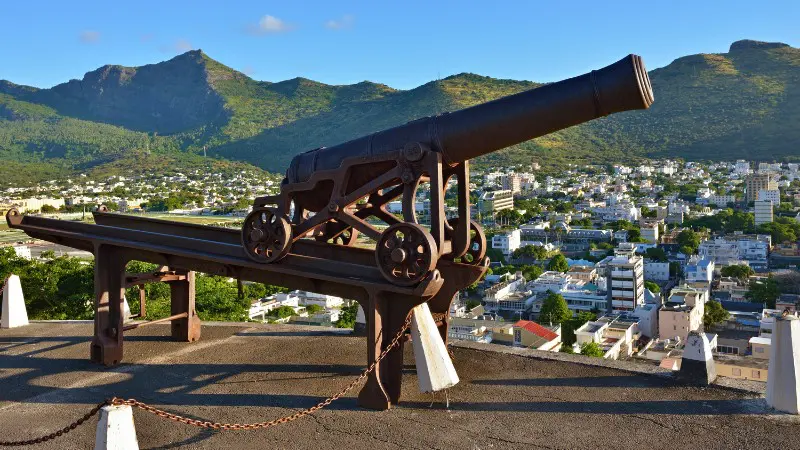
[0,322,797,448]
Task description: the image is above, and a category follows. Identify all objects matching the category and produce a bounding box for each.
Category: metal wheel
[314,220,359,246]
[445,218,486,265]
[376,223,438,286]
[241,207,292,263]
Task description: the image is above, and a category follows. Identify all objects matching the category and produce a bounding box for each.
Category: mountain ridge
[1,39,799,185]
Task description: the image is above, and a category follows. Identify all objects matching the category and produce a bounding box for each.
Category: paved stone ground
[0,322,797,449]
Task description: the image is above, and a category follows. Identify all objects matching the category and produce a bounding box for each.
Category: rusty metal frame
[6,209,486,410]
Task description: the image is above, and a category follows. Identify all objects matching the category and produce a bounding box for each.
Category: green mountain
[1,40,799,185]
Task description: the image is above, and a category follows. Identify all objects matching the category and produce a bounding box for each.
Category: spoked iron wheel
[376,223,438,286]
[314,220,359,246]
[241,207,292,263]
[444,218,487,264]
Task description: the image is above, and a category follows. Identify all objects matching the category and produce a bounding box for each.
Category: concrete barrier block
[94,405,139,450]
[2,274,29,329]
[410,302,459,393]
[354,304,366,335]
[766,316,800,414]
[122,295,131,322]
[677,331,716,386]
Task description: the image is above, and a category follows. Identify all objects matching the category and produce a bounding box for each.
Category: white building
[708,194,737,206]
[492,229,521,257]
[754,200,773,226]
[640,224,659,244]
[685,257,714,285]
[699,234,770,270]
[644,261,670,282]
[606,253,645,313]
[575,316,639,360]
[292,290,344,309]
[757,189,781,204]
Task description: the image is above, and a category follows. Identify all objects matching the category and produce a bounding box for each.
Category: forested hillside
[1,39,798,184]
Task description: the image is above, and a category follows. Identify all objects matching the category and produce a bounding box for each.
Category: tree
[720,264,754,280]
[547,254,569,273]
[580,342,605,357]
[703,300,730,329]
[305,304,324,315]
[539,291,572,325]
[520,264,544,282]
[465,299,481,311]
[746,276,780,308]
[336,303,359,329]
[40,204,57,213]
[644,281,661,293]
[677,229,700,254]
[269,305,296,319]
[486,248,505,264]
[644,247,668,262]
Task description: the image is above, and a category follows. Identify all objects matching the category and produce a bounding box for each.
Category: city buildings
[492,229,521,257]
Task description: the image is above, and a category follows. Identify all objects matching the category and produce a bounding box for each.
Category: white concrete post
[354,304,366,334]
[677,331,716,386]
[122,295,132,322]
[1,274,29,328]
[94,405,139,450]
[410,302,459,393]
[766,316,800,414]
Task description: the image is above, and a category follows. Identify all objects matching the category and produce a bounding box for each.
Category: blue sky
[1,0,798,90]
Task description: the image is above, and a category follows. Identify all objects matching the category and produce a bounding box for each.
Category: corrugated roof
[513,320,558,341]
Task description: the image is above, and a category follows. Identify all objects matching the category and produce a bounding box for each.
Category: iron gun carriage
[241,54,654,287]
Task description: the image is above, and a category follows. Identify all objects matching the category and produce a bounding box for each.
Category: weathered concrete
[94,405,139,450]
[0,322,797,449]
[677,331,717,386]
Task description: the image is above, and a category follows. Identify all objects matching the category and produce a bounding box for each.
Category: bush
[580,342,605,357]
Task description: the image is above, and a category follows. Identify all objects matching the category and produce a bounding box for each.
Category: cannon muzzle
[287,54,652,183]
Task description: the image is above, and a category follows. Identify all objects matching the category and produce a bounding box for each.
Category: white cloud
[79,30,100,44]
[325,14,355,30]
[174,39,193,52]
[247,15,293,35]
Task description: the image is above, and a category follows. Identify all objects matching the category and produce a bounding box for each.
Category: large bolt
[391,248,407,263]
[403,142,424,162]
[328,202,339,213]
[401,171,414,184]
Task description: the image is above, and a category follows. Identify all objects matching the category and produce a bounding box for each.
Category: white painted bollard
[676,331,716,386]
[354,304,366,335]
[410,302,459,393]
[122,295,132,322]
[766,316,800,414]
[1,274,29,328]
[94,405,139,450]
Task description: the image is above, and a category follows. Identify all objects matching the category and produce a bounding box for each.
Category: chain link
[111,315,413,431]
[0,400,108,447]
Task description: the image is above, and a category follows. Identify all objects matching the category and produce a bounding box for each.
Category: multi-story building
[640,223,659,244]
[745,174,777,202]
[685,256,715,286]
[658,285,707,342]
[735,160,751,175]
[499,173,522,195]
[757,189,781,204]
[528,271,608,313]
[492,229,521,257]
[708,194,737,206]
[575,315,639,359]
[754,200,773,226]
[698,234,771,270]
[644,261,670,282]
[605,253,645,313]
[478,190,513,218]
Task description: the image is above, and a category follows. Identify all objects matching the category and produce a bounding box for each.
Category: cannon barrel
[287,54,653,183]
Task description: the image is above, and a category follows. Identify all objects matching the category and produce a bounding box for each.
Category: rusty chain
[0,314,421,444]
[0,400,109,447]
[110,315,413,431]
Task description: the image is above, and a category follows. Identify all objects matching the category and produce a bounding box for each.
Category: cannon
[242,54,654,286]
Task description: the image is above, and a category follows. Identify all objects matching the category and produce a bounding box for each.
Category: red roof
[514,320,558,341]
